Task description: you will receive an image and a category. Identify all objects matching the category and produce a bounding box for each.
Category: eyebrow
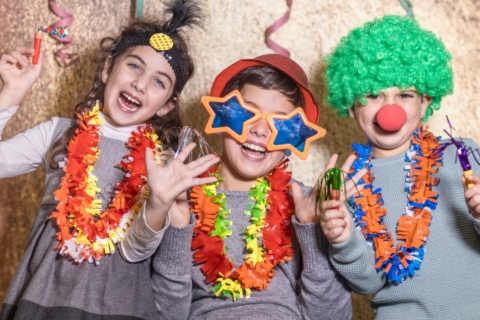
[127,54,173,86]
[244,99,288,115]
[244,100,258,108]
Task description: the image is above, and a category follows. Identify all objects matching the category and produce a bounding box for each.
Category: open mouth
[118,92,141,112]
[242,142,266,159]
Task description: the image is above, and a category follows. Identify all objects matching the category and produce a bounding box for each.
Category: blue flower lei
[348,127,444,284]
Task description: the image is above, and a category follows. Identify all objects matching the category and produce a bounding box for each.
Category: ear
[420,95,433,118]
[102,56,112,84]
[156,98,176,117]
[348,106,356,119]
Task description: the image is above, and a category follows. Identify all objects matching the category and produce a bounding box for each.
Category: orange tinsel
[51,104,161,264]
[191,158,295,300]
[350,127,443,283]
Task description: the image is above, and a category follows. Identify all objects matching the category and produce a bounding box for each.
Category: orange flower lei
[349,127,443,283]
[190,159,295,300]
[51,102,165,264]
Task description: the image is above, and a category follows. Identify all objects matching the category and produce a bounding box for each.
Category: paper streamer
[265,0,292,57]
[136,0,145,20]
[50,1,79,67]
[399,0,414,18]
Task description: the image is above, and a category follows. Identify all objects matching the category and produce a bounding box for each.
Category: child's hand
[145,143,219,230]
[320,200,351,244]
[292,181,318,224]
[319,154,367,244]
[463,173,480,219]
[293,154,366,225]
[0,47,43,107]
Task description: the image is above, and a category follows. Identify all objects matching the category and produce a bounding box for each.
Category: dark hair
[47,1,203,168]
[222,66,304,108]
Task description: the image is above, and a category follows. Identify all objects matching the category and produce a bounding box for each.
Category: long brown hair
[47,0,203,168]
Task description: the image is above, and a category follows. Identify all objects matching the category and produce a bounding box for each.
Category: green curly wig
[324,15,453,121]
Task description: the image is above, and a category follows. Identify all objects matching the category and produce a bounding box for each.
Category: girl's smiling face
[101,45,176,127]
[219,84,295,191]
[350,86,432,159]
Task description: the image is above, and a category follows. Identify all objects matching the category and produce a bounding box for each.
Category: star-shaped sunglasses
[201,90,326,160]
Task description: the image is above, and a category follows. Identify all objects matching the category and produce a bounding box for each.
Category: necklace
[190,159,295,300]
[349,126,443,283]
[51,102,164,264]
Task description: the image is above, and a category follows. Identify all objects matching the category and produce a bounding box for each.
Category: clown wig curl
[324,15,453,121]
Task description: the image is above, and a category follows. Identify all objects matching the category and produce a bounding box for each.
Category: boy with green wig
[320,15,480,319]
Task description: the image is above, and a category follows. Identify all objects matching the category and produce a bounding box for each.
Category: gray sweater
[152,187,352,320]
[330,138,480,319]
[0,117,159,319]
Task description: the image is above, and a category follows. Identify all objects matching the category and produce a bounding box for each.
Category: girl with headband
[321,15,480,319]
[0,1,218,319]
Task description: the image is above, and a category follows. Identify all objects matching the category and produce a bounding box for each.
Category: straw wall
[1,1,478,319]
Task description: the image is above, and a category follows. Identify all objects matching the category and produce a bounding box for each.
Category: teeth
[118,96,139,112]
[242,142,266,152]
[242,149,264,159]
[121,93,140,105]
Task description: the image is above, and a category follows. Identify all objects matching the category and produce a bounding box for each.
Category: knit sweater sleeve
[449,138,480,235]
[474,218,480,235]
[466,138,480,234]
[292,217,353,320]
[329,224,386,295]
[151,215,194,320]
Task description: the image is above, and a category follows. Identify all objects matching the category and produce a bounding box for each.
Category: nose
[376,104,407,131]
[132,75,148,93]
[249,118,270,139]
[384,95,395,105]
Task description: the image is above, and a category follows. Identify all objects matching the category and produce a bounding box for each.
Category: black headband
[116,32,189,92]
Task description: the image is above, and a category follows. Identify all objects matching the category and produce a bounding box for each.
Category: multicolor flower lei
[51,102,165,264]
[190,159,295,300]
[349,127,444,284]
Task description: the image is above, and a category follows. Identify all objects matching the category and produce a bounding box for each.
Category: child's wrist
[0,87,28,107]
[144,197,169,231]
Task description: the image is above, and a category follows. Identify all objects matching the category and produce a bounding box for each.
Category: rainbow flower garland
[348,127,444,284]
[51,102,165,264]
[190,159,295,300]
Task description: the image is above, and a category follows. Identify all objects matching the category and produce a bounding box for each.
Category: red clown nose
[376,104,407,132]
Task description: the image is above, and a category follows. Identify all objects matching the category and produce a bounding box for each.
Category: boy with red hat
[122,54,355,319]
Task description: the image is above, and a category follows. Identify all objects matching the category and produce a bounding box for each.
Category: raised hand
[291,181,318,224]
[319,154,367,244]
[145,143,219,230]
[292,154,365,224]
[464,173,480,219]
[0,47,43,107]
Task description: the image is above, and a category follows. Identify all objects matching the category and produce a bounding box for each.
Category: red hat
[210,54,320,124]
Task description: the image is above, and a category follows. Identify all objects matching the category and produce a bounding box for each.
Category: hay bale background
[0,1,478,319]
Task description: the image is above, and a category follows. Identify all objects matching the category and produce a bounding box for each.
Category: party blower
[442,116,480,189]
[316,166,346,214]
[32,26,68,64]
